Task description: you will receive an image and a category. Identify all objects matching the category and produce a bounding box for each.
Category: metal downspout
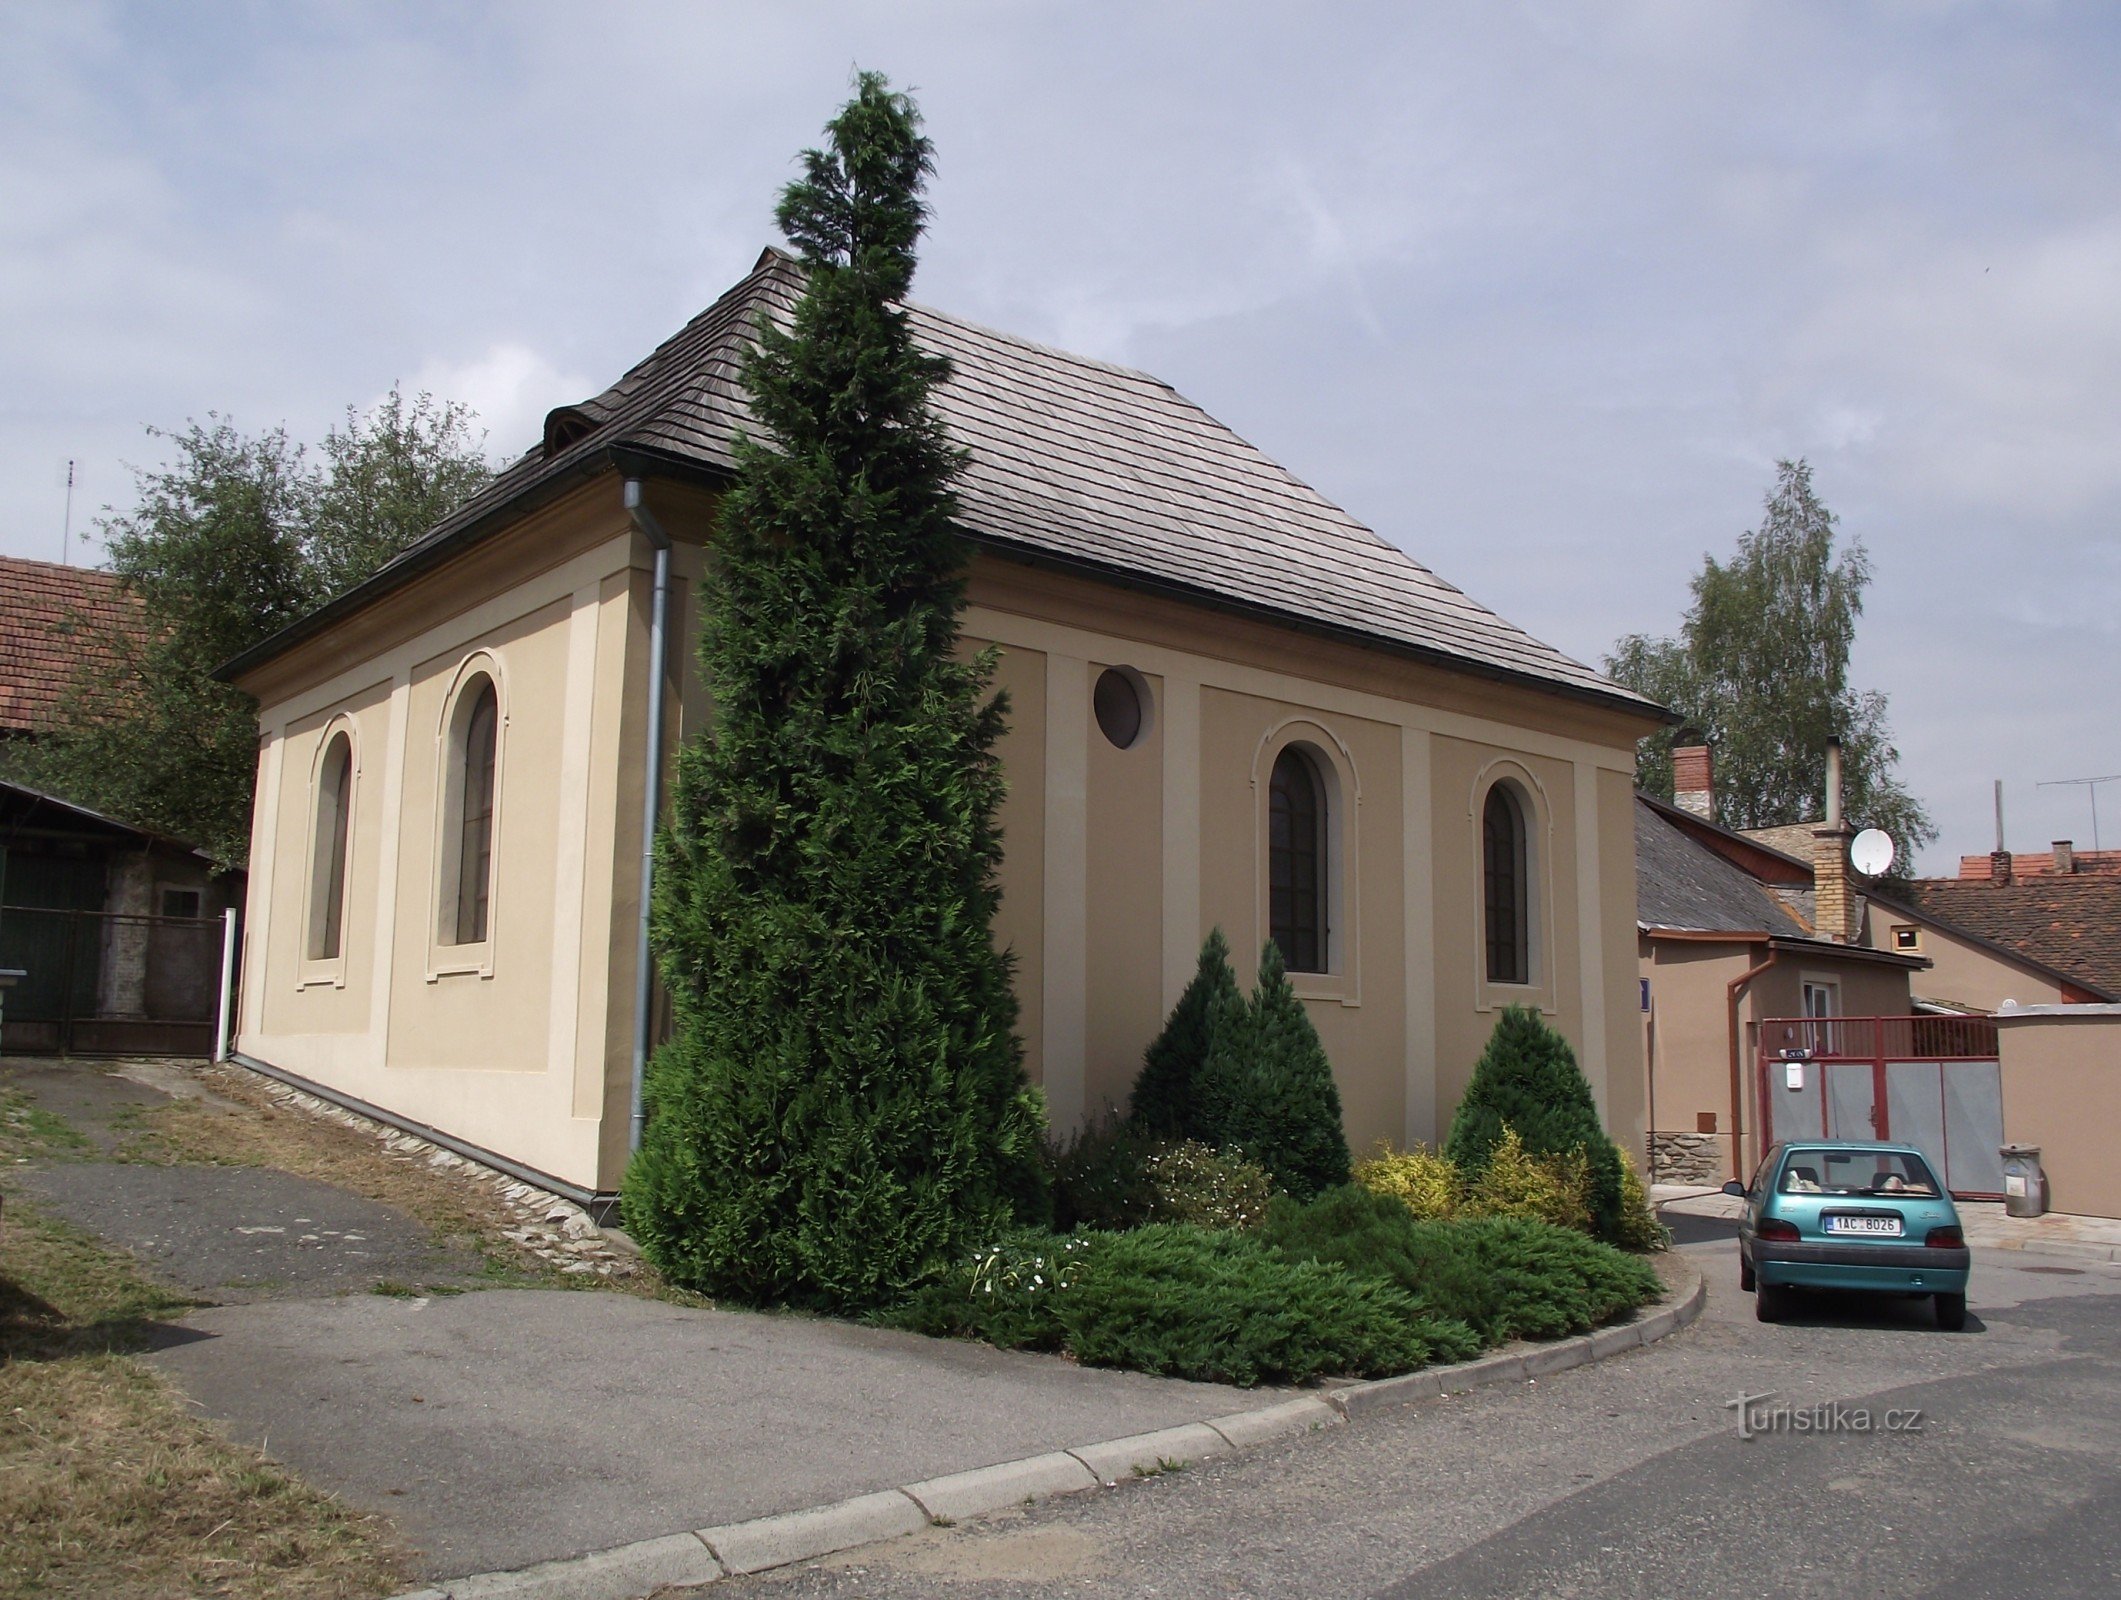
[1726,945,1778,1179]
[624,479,672,1155]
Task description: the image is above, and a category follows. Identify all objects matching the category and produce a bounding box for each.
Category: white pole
[214,907,238,1062]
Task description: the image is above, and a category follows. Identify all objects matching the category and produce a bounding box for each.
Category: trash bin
[2000,1143,2047,1218]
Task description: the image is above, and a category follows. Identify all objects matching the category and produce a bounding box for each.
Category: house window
[1483,783,1530,984]
[442,677,500,947]
[307,731,354,960]
[1269,745,1326,973]
[159,886,204,920]
[1892,925,1920,952]
[1802,979,1840,1053]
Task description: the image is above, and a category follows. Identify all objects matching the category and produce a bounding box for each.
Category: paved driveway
[147,1286,1286,1579]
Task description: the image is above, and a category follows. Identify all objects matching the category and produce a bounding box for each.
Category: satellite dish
[1850,828,1896,877]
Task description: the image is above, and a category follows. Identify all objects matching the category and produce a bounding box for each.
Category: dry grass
[113,1066,570,1285]
[1,1196,409,1600]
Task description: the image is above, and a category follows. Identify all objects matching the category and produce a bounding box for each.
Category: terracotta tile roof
[225,250,1665,722]
[1895,876,2121,996]
[0,557,144,735]
[1957,850,2121,879]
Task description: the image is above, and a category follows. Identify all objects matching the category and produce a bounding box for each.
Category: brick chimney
[1812,738,1856,943]
[1988,850,2014,885]
[2054,839,2076,875]
[1672,744,1715,821]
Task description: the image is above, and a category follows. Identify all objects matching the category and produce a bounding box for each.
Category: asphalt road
[737,1216,2121,1600]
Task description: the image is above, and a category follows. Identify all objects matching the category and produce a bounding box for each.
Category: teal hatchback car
[1724,1141,1971,1330]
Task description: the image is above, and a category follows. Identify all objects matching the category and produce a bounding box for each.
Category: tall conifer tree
[622,73,1045,1309]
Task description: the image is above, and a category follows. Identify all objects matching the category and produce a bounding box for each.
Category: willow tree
[622,74,1046,1310]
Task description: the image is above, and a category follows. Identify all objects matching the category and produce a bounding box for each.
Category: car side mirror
[1721,1180,1747,1198]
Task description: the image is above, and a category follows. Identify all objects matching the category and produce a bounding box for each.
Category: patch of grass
[1132,1456,1190,1478]
[0,1087,93,1163]
[0,1197,408,1599]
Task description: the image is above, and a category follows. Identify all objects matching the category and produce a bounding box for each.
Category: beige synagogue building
[224,250,1666,1208]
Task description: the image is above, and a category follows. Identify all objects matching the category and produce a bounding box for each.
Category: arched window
[1270,746,1326,973]
[443,677,500,946]
[307,731,353,961]
[1483,783,1530,984]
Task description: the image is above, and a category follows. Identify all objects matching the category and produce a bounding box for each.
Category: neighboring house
[0,779,241,1056]
[1635,789,1925,1184]
[218,247,1665,1208]
[1890,845,2121,1002]
[1669,745,2114,1013]
[0,554,143,742]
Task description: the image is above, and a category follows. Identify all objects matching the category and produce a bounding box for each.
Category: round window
[1093,667,1145,749]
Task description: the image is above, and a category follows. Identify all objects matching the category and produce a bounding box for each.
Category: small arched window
[443,677,500,946]
[308,731,353,961]
[1483,783,1530,984]
[1269,746,1327,973]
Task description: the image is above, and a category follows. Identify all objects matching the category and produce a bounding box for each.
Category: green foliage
[1061,1225,1451,1386]
[1352,1143,1462,1220]
[1605,459,1933,864]
[881,1224,1445,1385]
[308,388,491,599]
[1258,1188,1661,1344]
[874,1229,1088,1352]
[1193,943,1352,1199]
[1463,1126,1592,1232]
[10,393,490,864]
[1049,1113,1155,1232]
[1610,1146,1671,1252]
[1446,1007,1625,1242]
[622,73,1044,1312]
[1139,1140,1276,1231]
[1130,929,1238,1137]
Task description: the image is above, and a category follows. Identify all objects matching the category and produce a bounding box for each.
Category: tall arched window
[1270,746,1326,973]
[1483,783,1529,984]
[444,677,500,946]
[307,731,353,961]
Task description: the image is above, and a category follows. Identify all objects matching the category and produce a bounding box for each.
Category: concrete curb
[396,1258,1704,1600]
[1975,1234,2121,1265]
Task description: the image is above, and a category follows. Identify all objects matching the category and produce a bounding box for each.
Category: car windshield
[1779,1151,1938,1197]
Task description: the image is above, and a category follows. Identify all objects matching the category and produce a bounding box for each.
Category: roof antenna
[62,458,75,565]
[1993,778,2005,855]
[2037,774,2121,855]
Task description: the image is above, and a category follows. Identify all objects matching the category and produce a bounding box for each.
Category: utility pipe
[214,906,239,1062]
[624,479,673,1154]
[1725,944,1778,1180]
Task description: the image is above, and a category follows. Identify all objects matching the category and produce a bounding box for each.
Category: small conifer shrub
[1193,943,1352,1200]
[1445,1006,1625,1242]
[1129,929,1239,1137]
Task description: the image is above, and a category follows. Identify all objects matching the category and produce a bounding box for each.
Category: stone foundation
[1649,1131,1726,1185]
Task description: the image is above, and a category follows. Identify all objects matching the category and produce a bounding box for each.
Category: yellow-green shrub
[1352,1143,1462,1219]
[1609,1146,1670,1251]
[1462,1126,1592,1233]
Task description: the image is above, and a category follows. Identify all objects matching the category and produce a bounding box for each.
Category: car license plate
[1824,1215,1904,1237]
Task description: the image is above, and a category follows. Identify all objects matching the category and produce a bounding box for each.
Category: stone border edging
[392,1257,1705,1600]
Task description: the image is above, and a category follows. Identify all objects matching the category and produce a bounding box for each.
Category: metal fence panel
[1942,1061,2006,1196]
[0,907,224,1057]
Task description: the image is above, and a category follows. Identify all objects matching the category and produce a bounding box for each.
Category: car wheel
[1755,1281,1789,1323]
[1935,1292,1967,1332]
[1739,1250,1756,1293]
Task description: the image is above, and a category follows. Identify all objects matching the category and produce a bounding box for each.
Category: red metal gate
[1757,1015,2005,1200]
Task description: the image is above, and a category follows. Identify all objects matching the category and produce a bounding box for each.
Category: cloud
[405,343,594,465]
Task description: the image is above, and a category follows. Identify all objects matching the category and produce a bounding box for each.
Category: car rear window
[1779,1150,1938,1197]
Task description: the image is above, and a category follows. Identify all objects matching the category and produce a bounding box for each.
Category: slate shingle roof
[0,557,143,735]
[1894,877,2121,997]
[230,250,1660,718]
[1636,798,1808,937]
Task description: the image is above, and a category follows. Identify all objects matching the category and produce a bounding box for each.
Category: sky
[3,1,2116,874]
